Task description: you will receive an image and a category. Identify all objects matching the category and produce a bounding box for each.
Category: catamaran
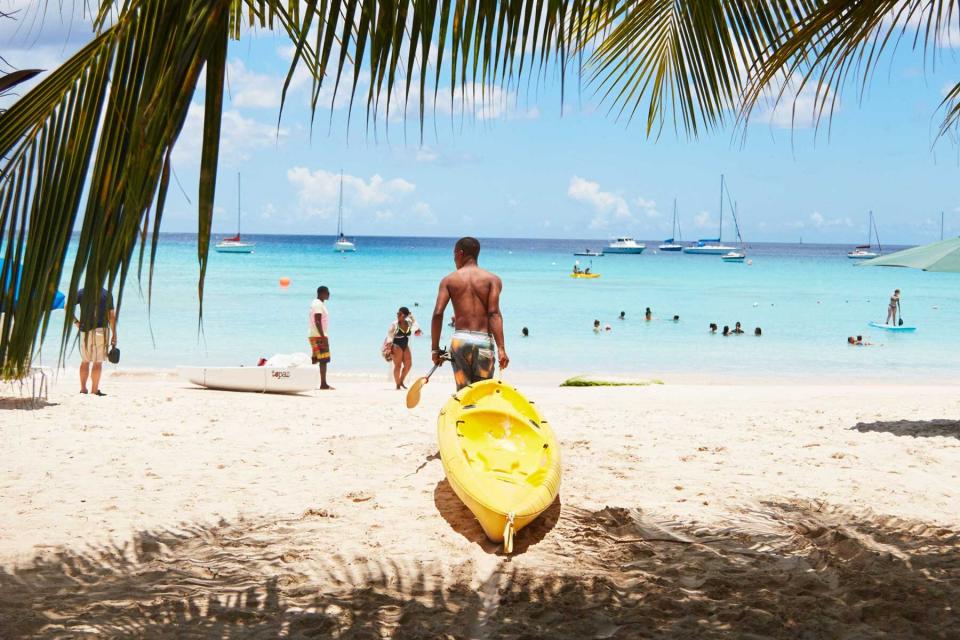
[215,174,255,254]
[658,199,684,251]
[847,211,880,259]
[605,237,646,254]
[333,170,356,252]
[683,175,737,255]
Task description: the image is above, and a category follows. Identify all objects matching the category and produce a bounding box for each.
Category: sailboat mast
[236,172,241,237]
[337,170,344,237]
[718,174,724,242]
[941,210,945,241]
[672,198,678,238]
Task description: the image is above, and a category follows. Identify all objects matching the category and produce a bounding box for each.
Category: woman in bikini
[386,306,421,389]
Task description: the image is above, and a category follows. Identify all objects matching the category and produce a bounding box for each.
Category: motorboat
[573,249,604,257]
[658,199,684,251]
[215,173,255,254]
[721,251,746,262]
[605,237,646,254]
[332,171,356,252]
[848,211,881,259]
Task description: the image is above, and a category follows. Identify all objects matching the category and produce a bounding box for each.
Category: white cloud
[634,196,660,218]
[415,146,439,162]
[567,176,631,229]
[432,83,540,121]
[790,211,854,230]
[261,202,276,219]
[694,211,714,229]
[755,83,834,129]
[286,167,416,219]
[412,201,437,224]
[172,103,287,167]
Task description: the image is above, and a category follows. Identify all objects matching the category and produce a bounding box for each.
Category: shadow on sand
[0,396,57,411]
[1,501,959,638]
[852,419,960,440]
[433,478,561,555]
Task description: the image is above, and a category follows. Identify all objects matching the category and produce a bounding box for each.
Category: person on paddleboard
[431,237,509,390]
[886,289,901,325]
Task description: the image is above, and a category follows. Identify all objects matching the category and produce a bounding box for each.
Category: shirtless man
[431,237,509,389]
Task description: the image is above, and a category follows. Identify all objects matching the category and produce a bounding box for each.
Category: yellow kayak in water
[570,272,600,278]
[437,379,561,553]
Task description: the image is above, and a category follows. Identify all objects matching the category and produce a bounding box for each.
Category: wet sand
[1,370,959,638]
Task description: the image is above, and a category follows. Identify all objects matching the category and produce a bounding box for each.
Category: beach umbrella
[856,237,960,272]
[0,260,65,311]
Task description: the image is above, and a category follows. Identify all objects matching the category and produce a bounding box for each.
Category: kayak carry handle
[503,512,516,554]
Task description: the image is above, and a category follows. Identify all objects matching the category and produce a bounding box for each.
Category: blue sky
[4,1,960,243]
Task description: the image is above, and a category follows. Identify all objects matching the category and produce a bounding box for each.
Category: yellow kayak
[437,380,561,553]
[570,273,600,278]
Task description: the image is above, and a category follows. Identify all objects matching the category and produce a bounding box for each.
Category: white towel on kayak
[265,353,312,368]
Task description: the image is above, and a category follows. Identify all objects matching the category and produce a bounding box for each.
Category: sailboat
[215,173,255,254]
[847,211,881,259]
[683,175,737,255]
[332,170,356,252]
[658,199,684,251]
[721,201,746,262]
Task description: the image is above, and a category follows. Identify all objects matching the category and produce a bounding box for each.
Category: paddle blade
[406,377,427,408]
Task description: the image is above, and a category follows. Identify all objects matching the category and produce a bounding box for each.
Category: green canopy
[856,237,960,272]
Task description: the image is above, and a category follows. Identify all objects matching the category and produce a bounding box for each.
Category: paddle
[898,301,904,326]
[406,350,449,409]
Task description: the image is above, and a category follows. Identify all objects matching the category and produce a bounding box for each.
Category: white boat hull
[847,252,877,259]
[179,366,316,394]
[658,244,683,252]
[215,242,255,254]
[683,245,736,255]
[604,247,645,254]
[333,241,356,252]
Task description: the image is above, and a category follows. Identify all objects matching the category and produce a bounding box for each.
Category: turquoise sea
[40,234,960,381]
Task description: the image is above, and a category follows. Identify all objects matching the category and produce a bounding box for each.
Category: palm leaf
[6,0,955,379]
[0,0,231,379]
[738,1,960,138]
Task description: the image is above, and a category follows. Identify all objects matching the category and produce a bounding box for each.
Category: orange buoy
[279,277,291,288]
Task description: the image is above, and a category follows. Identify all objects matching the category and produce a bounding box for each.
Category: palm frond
[584,1,815,137]
[937,80,960,140]
[0,0,230,379]
[6,0,956,379]
[739,0,960,138]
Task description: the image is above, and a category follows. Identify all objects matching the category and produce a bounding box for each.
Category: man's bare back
[431,238,508,380]
[443,265,500,333]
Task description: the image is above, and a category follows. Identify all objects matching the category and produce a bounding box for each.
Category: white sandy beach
[2,369,959,638]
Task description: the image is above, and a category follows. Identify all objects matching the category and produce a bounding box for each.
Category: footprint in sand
[346,491,374,503]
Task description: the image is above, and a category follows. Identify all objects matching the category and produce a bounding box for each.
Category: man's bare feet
[319,385,335,390]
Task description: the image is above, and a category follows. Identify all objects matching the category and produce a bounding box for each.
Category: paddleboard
[867,321,916,332]
[178,365,316,393]
[569,273,600,279]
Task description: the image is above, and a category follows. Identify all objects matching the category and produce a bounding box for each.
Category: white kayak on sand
[867,321,917,333]
[179,357,316,394]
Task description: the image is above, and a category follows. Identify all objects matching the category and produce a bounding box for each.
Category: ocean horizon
[38,233,960,381]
